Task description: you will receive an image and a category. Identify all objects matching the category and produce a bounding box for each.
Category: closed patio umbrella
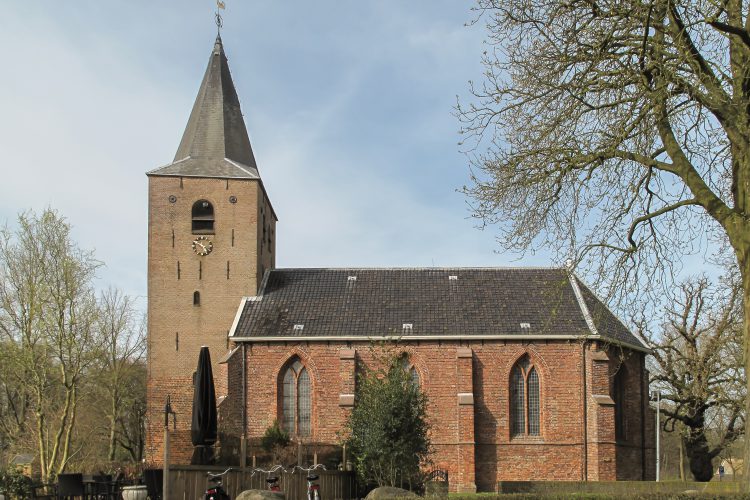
[191,346,217,465]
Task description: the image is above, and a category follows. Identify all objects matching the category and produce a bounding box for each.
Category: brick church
[145,35,655,492]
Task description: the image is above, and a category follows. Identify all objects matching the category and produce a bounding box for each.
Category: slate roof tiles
[147,36,259,180]
[231,267,645,350]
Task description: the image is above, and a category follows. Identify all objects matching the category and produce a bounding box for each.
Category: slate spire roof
[148,35,260,179]
[229,268,647,352]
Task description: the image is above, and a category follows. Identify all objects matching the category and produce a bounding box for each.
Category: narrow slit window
[193,291,200,306]
[192,200,215,234]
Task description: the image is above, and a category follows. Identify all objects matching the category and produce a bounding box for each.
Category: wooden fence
[167,465,356,500]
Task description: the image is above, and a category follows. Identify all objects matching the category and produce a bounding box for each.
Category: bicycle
[294,464,326,500]
[305,473,320,500]
[265,475,281,492]
[204,468,233,500]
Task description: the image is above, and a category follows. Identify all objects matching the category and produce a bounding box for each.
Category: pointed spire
[149,35,259,179]
[175,35,257,167]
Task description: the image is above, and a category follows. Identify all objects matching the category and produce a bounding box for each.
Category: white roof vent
[448,275,458,280]
[402,323,413,331]
[347,276,357,281]
[520,322,531,329]
[293,324,305,331]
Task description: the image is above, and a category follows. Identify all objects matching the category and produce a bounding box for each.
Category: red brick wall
[219,339,653,492]
[146,175,275,464]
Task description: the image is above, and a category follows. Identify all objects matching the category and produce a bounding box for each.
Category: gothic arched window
[400,354,420,387]
[192,200,215,234]
[281,358,311,436]
[614,367,627,440]
[510,355,540,437]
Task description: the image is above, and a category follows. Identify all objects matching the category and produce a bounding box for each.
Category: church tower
[145,36,276,463]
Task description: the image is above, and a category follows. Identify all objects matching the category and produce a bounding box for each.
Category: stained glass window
[510,355,540,437]
[527,368,540,435]
[298,368,311,436]
[511,364,526,436]
[410,366,420,386]
[280,358,311,437]
[401,354,420,387]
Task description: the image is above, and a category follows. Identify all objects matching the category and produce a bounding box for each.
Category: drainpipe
[655,391,661,482]
[581,341,588,481]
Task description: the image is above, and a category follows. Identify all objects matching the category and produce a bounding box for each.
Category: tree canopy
[639,276,745,481]
[459,0,749,297]
[459,0,750,480]
[0,209,145,479]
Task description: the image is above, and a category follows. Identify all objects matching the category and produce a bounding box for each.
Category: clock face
[192,236,213,256]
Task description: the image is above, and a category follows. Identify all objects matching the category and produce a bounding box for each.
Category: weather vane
[215,0,225,33]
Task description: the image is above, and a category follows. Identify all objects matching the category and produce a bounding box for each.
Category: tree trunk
[108,387,118,461]
[743,260,750,491]
[685,427,714,482]
[36,409,48,483]
[679,436,686,482]
[58,385,78,474]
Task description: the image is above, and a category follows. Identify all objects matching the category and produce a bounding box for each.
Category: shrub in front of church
[344,354,431,492]
[260,420,292,465]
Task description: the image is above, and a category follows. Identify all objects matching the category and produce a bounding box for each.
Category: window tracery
[281,358,310,436]
[510,355,540,437]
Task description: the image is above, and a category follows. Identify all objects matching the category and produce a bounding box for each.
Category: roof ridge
[568,273,599,337]
[571,276,649,350]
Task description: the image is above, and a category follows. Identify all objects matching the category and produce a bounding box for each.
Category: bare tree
[95,288,145,462]
[0,209,101,480]
[458,0,750,479]
[639,276,744,480]
[115,382,146,462]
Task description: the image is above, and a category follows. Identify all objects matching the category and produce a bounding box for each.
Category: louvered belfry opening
[192,200,215,234]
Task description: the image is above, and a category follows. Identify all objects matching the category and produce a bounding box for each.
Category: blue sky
[0,1,557,304]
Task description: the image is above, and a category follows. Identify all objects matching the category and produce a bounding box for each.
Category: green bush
[261,419,291,454]
[0,467,32,499]
[345,354,431,490]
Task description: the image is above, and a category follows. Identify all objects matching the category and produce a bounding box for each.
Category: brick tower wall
[146,175,275,464]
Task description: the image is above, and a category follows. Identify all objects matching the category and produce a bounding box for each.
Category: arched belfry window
[614,367,627,440]
[281,358,311,436]
[400,354,420,387]
[510,355,540,437]
[192,200,215,234]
